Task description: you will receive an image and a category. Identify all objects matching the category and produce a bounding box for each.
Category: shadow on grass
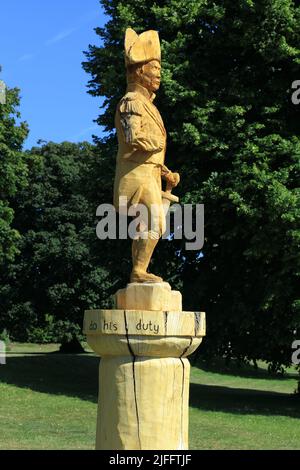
[189,382,300,419]
[1,354,299,419]
[1,354,99,403]
[190,356,299,380]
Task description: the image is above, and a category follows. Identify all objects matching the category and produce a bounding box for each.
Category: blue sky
[0,0,107,149]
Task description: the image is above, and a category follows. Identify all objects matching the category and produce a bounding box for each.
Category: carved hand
[164,171,180,190]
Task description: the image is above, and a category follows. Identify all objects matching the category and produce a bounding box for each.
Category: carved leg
[130,236,162,283]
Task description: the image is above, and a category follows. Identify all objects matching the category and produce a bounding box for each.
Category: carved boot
[130,237,162,283]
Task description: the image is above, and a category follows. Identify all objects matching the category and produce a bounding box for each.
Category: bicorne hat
[124,28,161,66]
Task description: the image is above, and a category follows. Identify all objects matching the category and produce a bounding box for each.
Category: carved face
[140,60,161,93]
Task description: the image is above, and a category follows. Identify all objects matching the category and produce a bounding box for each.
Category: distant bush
[27,314,84,344]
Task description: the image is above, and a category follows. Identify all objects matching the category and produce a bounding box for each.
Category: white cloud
[45,28,76,46]
[18,53,35,62]
[71,125,98,140]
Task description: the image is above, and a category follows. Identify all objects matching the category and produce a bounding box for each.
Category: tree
[0,141,116,342]
[0,86,29,263]
[83,0,300,371]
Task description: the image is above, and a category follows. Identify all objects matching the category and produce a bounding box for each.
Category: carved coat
[113,82,167,220]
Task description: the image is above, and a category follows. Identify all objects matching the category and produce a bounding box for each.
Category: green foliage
[26,314,57,343]
[25,314,83,344]
[0,87,29,263]
[27,315,84,346]
[83,0,300,370]
[0,141,116,341]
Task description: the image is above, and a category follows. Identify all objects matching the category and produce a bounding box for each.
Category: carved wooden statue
[114,28,179,283]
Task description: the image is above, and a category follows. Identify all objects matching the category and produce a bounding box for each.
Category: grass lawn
[0,343,299,450]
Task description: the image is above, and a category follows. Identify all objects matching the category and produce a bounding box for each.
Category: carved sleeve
[119,98,164,152]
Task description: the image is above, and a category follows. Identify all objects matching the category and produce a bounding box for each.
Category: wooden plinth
[83,283,205,450]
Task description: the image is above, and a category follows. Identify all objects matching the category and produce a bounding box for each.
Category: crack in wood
[124,310,141,449]
[164,311,168,336]
[178,337,193,449]
[180,338,193,359]
[194,312,202,336]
